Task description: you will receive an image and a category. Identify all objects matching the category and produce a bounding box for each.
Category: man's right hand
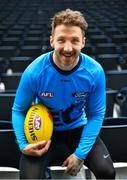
[22,140,51,157]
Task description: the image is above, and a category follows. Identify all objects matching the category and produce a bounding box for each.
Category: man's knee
[104,166,116,179]
[96,165,116,179]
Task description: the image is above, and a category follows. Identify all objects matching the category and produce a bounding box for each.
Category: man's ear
[50,36,54,48]
[82,37,86,49]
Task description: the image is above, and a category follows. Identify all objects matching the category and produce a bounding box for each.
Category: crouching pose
[12,9,115,179]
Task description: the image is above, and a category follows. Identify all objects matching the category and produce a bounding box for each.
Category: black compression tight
[20,128,115,179]
[84,137,116,179]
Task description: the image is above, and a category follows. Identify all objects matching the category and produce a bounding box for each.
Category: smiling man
[12,9,115,179]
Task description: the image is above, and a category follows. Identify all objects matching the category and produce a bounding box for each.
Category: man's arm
[74,67,106,160]
[12,70,36,150]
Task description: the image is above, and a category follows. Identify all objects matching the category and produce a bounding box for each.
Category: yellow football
[24,104,53,144]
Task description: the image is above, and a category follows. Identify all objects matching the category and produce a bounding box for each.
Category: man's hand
[22,140,51,157]
[62,154,84,176]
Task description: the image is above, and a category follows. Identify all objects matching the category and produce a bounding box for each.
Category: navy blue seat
[100,117,127,162]
[0,73,22,91]
[106,70,127,90]
[0,93,15,121]
[0,121,21,169]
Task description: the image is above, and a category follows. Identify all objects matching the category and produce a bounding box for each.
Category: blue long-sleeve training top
[12,51,106,160]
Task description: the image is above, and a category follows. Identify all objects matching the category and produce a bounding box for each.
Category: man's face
[50,24,85,70]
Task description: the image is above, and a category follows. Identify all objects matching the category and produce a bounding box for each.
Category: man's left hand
[62,154,84,176]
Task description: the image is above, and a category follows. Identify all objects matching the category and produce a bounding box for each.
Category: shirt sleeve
[12,70,36,150]
[74,67,106,160]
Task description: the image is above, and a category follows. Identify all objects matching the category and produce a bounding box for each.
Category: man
[12,9,115,179]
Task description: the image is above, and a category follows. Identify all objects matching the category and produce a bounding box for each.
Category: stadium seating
[96,54,120,71]
[0,73,22,91]
[9,57,33,72]
[0,121,21,169]
[105,90,118,118]
[100,117,127,162]
[106,88,127,118]
[118,55,127,70]
[0,93,15,121]
[106,70,127,90]
[115,87,127,117]
[0,57,9,74]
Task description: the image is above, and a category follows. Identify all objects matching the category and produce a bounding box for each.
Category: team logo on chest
[72,92,88,103]
[41,92,54,98]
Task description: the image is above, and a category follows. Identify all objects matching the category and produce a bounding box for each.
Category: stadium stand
[0,93,15,121]
[105,90,118,118]
[114,87,127,117]
[96,54,120,71]
[9,57,34,73]
[106,88,127,118]
[0,121,20,169]
[100,117,127,163]
[0,121,20,178]
[0,0,127,178]
[106,70,127,90]
[118,55,127,69]
[0,73,22,91]
[0,57,10,74]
